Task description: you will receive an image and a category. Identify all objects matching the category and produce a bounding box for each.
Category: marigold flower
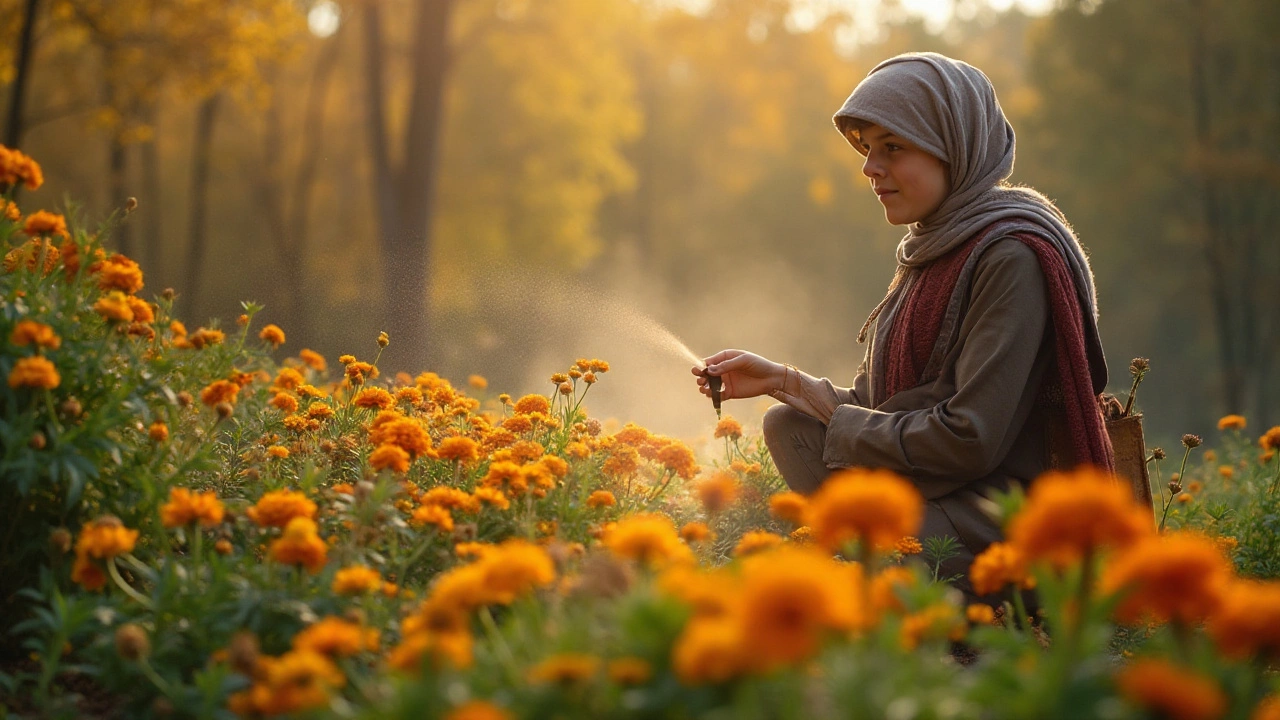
[1206,579,1280,660]
[672,616,746,684]
[713,416,743,440]
[1115,659,1227,720]
[805,468,923,553]
[565,441,591,459]
[604,514,694,566]
[354,387,394,410]
[899,603,967,651]
[269,517,328,572]
[292,616,379,657]
[115,623,150,661]
[0,145,43,189]
[296,348,326,371]
[1100,532,1233,626]
[966,603,996,625]
[307,402,334,420]
[1254,697,1280,720]
[273,367,305,391]
[691,470,736,514]
[969,542,1034,596]
[200,380,239,408]
[1006,467,1153,568]
[895,536,923,555]
[734,530,784,557]
[410,505,454,533]
[3,238,59,274]
[270,392,299,413]
[188,327,225,348]
[387,630,474,673]
[10,320,60,349]
[528,653,600,684]
[75,516,138,559]
[377,331,389,348]
[71,554,107,590]
[22,210,69,239]
[259,324,286,347]
[656,439,699,480]
[421,487,480,513]
[124,296,154,323]
[8,355,59,389]
[473,488,512,512]
[160,487,224,528]
[512,394,551,415]
[92,254,143,293]
[586,490,616,509]
[768,491,808,524]
[476,539,557,603]
[444,701,513,720]
[267,445,290,459]
[215,539,232,555]
[738,547,860,669]
[589,359,610,373]
[790,526,814,544]
[94,291,134,323]
[1260,426,1280,452]
[227,649,345,716]
[371,444,411,474]
[1217,414,1246,430]
[369,413,432,458]
[436,436,480,464]
[247,489,317,528]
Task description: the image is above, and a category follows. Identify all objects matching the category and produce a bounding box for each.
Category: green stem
[108,558,153,608]
[1012,587,1031,634]
[138,657,173,695]
[478,606,522,685]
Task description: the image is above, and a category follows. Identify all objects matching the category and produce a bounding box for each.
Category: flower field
[5,147,1280,719]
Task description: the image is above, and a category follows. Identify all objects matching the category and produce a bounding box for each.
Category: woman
[691,52,1114,602]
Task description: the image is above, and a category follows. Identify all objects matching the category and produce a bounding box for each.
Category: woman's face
[856,124,950,225]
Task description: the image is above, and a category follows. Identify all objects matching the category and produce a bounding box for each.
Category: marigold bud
[215,401,234,419]
[236,314,249,326]
[228,631,259,675]
[377,331,389,348]
[124,197,138,213]
[151,697,174,717]
[558,381,573,395]
[161,288,175,301]
[29,431,45,450]
[583,372,597,385]
[50,527,71,553]
[1182,434,1202,449]
[176,391,193,407]
[215,538,232,555]
[115,624,150,661]
[1152,447,1166,460]
[59,397,82,419]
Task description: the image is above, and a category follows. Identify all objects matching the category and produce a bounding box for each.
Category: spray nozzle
[700,368,722,418]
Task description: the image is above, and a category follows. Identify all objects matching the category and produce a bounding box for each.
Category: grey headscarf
[833,52,1107,404]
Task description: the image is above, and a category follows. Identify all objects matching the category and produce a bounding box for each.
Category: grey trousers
[762,404,982,603]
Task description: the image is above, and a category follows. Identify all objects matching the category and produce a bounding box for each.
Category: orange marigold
[298,348,326,371]
[656,439,699,480]
[259,324,286,347]
[804,468,923,552]
[93,291,134,323]
[0,145,43,189]
[92,254,143,294]
[369,414,432,458]
[10,320,60,349]
[8,355,59,389]
[512,394,550,415]
[22,210,69,239]
[200,380,240,407]
[1115,659,1227,720]
[768,491,808,524]
[3,238,59,274]
[148,421,168,443]
[270,392,299,413]
[733,530,785,557]
[713,416,743,440]
[1217,414,1246,431]
[269,517,328,572]
[696,470,739,514]
[586,490,616,509]
[435,436,480,464]
[292,616,379,657]
[247,489,317,528]
[1206,579,1280,660]
[353,387,394,410]
[1007,467,1153,568]
[969,542,1035,596]
[370,444,411,474]
[528,653,600,684]
[603,514,694,566]
[1260,426,1280,452]
[737,547,860,669]
[75,516,138,559]
[160,487,224,528]
[1100,532,1233,626]
[444,701,512,720]
[410,505,455,533]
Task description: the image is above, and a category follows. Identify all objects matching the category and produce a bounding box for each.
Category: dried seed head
[377,331,389,348]
[115,623,150,661]
[215,401,234,419]
[176,391,193,407]
[585,419,602,436]
[124,197,138,213]
[1182,434,1202,449]
[1152,447,1166,460]
[161,287,175,301]
[228,631,260,676]
[1168,480,1182,494]
[29,431,46,450]
[60,397,82,419]
[50,527,72,553]
[1129,357,1149,376]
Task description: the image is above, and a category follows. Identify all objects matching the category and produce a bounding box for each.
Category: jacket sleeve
[820,240,1051,498]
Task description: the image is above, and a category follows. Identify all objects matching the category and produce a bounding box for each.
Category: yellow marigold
[307,402,334,420]
[734,530,785,557]
[602,445,640,478]
[672,616,746,685]
[160,487,224,528]
[969,542,1035,596]
[262,445,288,460]
[10,320,60,349]
[603,514,694,566]
[0,145,43,189]
[354,387,394,410]
[410,505,454,533]
[467,375,488,390]
[227,649,345,716]
[589,359,609,373]
[512,394,550,415]
[565,441,591,459]
[395,386,424,406]
[188,327,225,349]
[125,296,154,323]
[75,516,138,559]
[1218,465,1234,480]
[738,547,860,669]
[269,517,328,572]
[387,630,474,673]
[1115,659,1227,720]
[92,254,142,294]
[501,415,533,434]
[445,701,512,720]
[472,487,511,510]
[528,653,600,684]
[1101,532,1233,626]
[22,210,69,239]
[270,392,299,413]
[805,468,923,552]
[713,416,743,440]
[8,355,59,389]
[789,526,814,544]
[332,565,383,595]
[586,490,616,509]
[478,540,557,602]
[93,291,134,323]
[612,423,650,447]
[247,489,317,528]
[538,454,569,477]
[1218,414,1246,430]
[421,487,479,513]
[656,439,700,480]
[273,367,305,391]
[768,491,808,524]
[1007,467,1153,568]
[607,657,652,685]
[148,421,168,443]
[1206,579,1280,660]
[696,470,739,514]
[259,324,286,347]
[369,414,432,458]
[291,616,379,657]
[297,348,326,371]
[1259,426,1280,452]
[436,436,480,464]
[966,603,996,625]
[200,380,239,408]
[678,522,712,544]
[371,444,411,474]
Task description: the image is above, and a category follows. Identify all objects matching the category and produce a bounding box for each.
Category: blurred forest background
[2,0,1278,445]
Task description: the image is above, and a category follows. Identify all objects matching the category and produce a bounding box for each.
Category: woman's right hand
[690,349,786,401]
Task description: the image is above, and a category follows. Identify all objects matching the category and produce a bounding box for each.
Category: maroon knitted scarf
[884,226,1115,472]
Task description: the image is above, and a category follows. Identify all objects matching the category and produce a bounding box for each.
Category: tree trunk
[108,132,131,255]
[139,102,164,275]
[362,0,456,374]
[184,93,222,314]
[4,0,41,152]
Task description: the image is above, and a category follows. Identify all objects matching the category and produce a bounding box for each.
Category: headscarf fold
[831,52,1108,402]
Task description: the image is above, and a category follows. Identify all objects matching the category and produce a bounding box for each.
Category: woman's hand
[691,349,786,401]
